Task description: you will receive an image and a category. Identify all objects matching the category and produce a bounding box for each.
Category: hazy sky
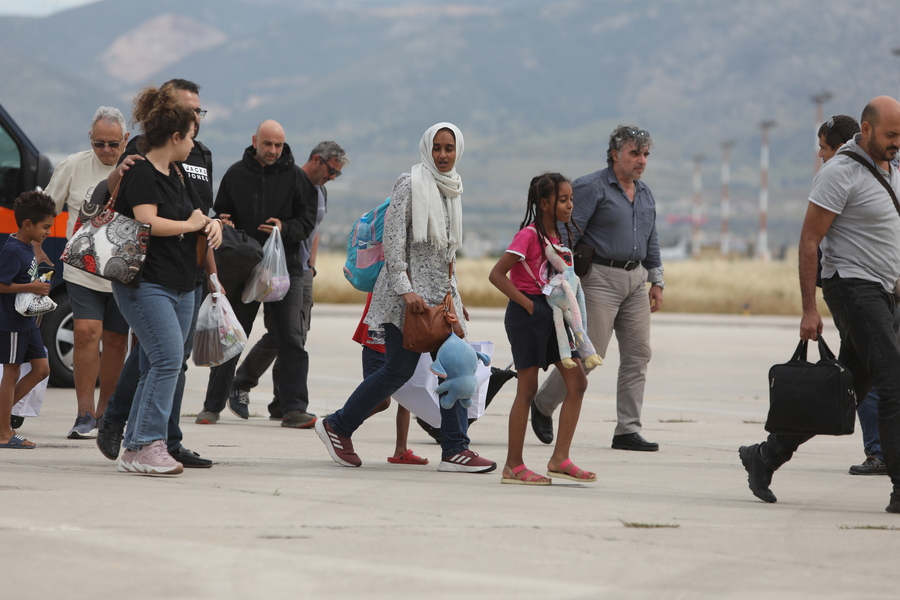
[0,0,97,16]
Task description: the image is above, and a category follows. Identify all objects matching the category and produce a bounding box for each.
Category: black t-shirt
[117,159,201,292]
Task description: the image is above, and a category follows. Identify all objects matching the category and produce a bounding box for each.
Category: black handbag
[765,336,856,436]
[214,226,263,296]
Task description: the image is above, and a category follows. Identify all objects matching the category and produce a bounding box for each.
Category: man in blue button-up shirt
[531,125,664,452]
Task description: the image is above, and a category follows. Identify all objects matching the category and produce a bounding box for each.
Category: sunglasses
[91,139,123,149]
[193,108,208,119]
[825,116,835,130]
[619,127,651,140]
[318,155,342,178]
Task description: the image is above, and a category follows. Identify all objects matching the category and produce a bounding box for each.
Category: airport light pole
[758,120,776,261]
[720,140,735,258]
[692,155,704,258]
[893,47,900,100]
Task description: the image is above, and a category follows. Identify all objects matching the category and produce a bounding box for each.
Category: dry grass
[312,252,827,316]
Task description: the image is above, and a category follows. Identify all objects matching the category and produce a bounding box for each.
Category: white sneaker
[129,440,183,475]
[117,448,138,473]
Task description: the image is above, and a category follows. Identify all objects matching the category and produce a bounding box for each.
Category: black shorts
[1,327,46,364]
[504,294,578,371]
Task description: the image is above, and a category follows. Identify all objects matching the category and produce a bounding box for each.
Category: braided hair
[520,172,579,250]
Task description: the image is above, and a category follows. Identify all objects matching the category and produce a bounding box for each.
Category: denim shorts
[0,327,46,364]
[68,281,129,334]
[504,294,578,371]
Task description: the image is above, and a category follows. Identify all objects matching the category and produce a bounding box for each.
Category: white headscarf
[410,122,464,259]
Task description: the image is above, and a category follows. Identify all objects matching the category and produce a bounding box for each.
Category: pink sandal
[547,458,596,482]
[501,464,551,485]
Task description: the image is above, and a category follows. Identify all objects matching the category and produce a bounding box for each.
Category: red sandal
[501,464,551,485]
[547,458,597,482]
[387,449,429,465]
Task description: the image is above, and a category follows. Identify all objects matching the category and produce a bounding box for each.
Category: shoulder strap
[838,150,900,217]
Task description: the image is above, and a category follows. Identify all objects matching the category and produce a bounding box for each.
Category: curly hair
[131,85,195,152]
[14,191,56,227]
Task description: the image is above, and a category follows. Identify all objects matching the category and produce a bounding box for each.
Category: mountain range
[1,0,897,254]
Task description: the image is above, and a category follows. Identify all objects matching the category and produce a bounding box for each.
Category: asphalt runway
[2,306,896,600]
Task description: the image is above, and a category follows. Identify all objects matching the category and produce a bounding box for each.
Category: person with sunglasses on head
[43,106,131,439]
[194,120,319,430]
[222,142,348,424]
[96,79,217,468]
[530,125,664,453]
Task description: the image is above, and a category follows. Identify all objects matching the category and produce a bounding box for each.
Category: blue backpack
[343,197,390,292]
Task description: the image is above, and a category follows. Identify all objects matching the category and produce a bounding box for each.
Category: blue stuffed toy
[430,334,492,409]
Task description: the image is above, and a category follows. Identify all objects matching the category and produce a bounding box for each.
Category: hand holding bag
[60,176,150,286]
[241,226,290,303]
[765,335,856,436]
[402,264,465,353]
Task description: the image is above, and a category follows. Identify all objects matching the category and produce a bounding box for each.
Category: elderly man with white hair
[45,106,131,439]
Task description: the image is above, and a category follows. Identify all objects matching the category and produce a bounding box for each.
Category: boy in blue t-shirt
[0,191,55,448]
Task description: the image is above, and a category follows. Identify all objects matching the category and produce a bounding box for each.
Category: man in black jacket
[196,120,318,428]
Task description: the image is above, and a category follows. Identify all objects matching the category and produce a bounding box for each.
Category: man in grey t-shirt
[740,96,900,513]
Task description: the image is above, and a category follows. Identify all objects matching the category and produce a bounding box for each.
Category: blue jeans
[113,281,194,450]
[759,277,900,491]
[859,389,883,459]
[327,323,470,457]
[106,285,202,452]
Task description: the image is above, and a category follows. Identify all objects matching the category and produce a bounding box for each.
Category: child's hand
[526,299,535,315]
[27,280,51,296]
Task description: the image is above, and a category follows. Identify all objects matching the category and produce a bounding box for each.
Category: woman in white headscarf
[316,123,497,474]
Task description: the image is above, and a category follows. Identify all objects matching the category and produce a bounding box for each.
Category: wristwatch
[651,281,665,290]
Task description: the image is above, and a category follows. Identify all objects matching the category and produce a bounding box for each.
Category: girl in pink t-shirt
[489,173,596,485]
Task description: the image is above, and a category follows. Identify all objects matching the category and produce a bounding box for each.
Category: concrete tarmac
[2,306,897,600]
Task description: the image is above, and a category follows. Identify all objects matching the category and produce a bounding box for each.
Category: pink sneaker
[117,447,138,472]
[130,440,183,475]
[438,449,497,473]
[315,418,361,467]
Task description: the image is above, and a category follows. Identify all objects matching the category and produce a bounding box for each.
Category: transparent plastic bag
[241,227,290,303]
[193,274,248,367]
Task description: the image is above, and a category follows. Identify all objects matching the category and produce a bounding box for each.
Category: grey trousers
[533,262,652,436]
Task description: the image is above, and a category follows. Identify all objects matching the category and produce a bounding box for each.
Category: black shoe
[96,415,124,461]
[887,492,900,514]
[10,415,24,429]
[530,402,553,445]
[849,455,887,476]
[611,432,658,452]
[171,446,213,468]
[228,389,250,420]
[739,444,777,503]
[416,417,444,444]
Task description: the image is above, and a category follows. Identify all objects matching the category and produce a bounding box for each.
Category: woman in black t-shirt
[111,85,222,476]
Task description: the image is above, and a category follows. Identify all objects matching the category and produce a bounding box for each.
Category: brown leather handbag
[402,264,465,353]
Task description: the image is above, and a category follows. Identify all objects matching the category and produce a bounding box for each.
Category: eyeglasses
[91,139,124,149]
[317,155,342,178]
[193,108,208,119]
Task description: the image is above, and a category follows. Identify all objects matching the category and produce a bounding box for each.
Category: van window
[0,122,22,208]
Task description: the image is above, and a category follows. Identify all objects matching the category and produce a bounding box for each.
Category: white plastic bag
[193,274,248,367]
[392,341,494,428]
[241,227,290,303]
[7,357,49,417]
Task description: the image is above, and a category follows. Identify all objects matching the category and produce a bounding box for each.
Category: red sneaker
[315,418,361,467]
[438,449,497,473]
